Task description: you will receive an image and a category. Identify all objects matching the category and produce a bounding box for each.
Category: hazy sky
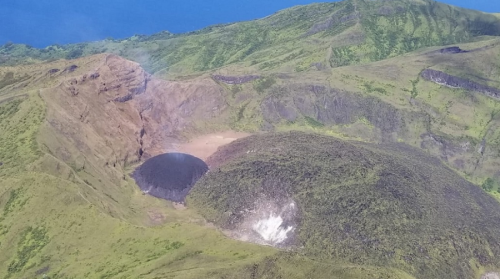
[1,0,499,47]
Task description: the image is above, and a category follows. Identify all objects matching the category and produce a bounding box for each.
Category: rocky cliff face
[255,77,498,180]
[31,52,499,189]
[1,43,489,196]
[261,84,428,142]
[421,69,500,100]
[40,54,227,188]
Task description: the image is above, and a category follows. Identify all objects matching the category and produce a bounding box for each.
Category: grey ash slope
[188,131,500,279]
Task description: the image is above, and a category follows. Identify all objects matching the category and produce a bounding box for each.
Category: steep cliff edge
[31,54,229,216]
[24,44,500,199]
[421,69,500,100]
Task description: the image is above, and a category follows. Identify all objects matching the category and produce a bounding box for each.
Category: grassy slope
[327,38,500,178]
[0,174,277,279]
[0,0,499,277]
[0,85,280,278]
[0,80,415,278]
[328,0,500,65]
[195,38,500,194]
[1,0,500,77]
[189,132,500,279]
[1,1,499,188]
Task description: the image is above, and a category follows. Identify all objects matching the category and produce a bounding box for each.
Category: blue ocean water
[0,0,498,48]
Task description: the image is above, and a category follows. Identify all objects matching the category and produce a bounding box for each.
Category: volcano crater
[132,153,208,202]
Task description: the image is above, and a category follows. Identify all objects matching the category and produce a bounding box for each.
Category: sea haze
[0,0,499,47]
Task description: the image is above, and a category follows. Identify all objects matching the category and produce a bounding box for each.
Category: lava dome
[132,153,209,202]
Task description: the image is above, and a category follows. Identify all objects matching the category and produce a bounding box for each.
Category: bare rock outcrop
[305,8,360,36]
[261,84,426,142]
[421,69,500,100]
[427,46,468,55]
[40,54,227,187]
[212,75,260,85]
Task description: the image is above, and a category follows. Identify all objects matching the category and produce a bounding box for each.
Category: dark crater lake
[132,153,209,202]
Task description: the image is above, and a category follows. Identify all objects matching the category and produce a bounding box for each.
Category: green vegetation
[410,78,419,99]
[253,76,276,93]
[0,94,278,278]
[0,0,499,278]
[363,81,388,95]
[482,177,499,192]
[0,96,44,173]
[0,131,280,279]
[331,46,360,67]
[0,72,30,90]
[1,0,499,77]
[305,116,325,128]
[2,188,27,216]
[0,99,22,120]
[7,226,49,275]
[65,48,83,60]
[0,93,416,279]
[189,132,500,279]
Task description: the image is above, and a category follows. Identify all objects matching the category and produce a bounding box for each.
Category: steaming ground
[171,132,297,248]
[161,132,299,247]
[223,198,297,248]
[252,202,296,245]
[482,273,500,279]
[145,131,299,247]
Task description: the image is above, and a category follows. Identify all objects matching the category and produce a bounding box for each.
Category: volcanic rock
[189,131,500,279]
[421,69,500,99]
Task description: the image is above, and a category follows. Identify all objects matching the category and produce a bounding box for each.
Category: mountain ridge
[1,0,500,77]
[0,0,500,278]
